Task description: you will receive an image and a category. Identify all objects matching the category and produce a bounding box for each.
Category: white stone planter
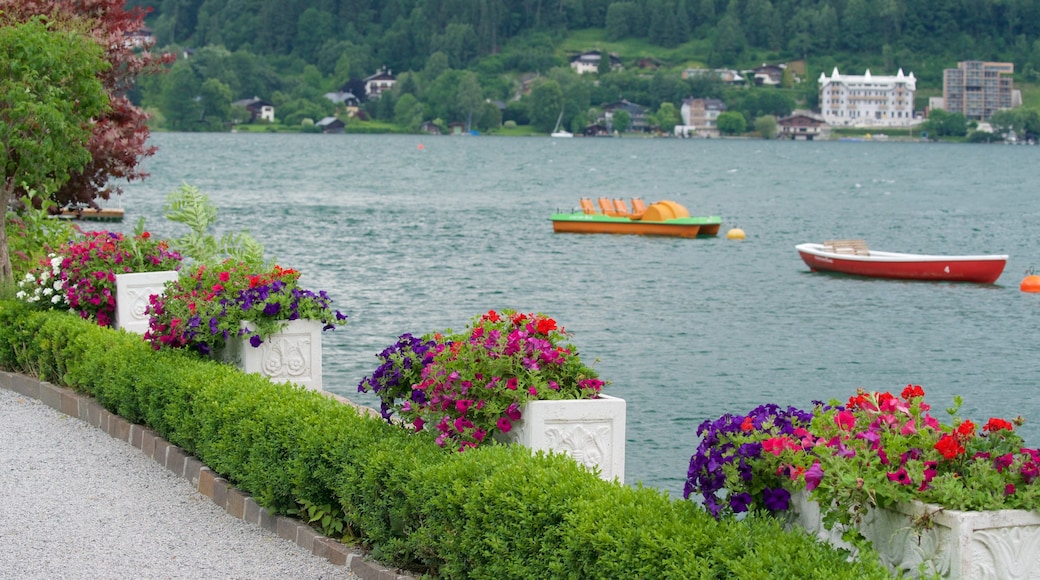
[786,490,1040,579]
[503,394,626,483]
[221,319,324,392]
[114,270,179,334]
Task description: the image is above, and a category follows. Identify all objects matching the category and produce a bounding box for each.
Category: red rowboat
[796,240,1008,284]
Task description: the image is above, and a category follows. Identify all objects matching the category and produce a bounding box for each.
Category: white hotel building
[818,68,918,127]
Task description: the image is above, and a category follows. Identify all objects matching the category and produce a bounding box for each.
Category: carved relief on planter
[114,271,179,334]
[505,394,626,483]
[787,490,1040,579]
[223,320,324,392]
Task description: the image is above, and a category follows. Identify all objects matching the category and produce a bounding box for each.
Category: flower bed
[17,230,182,327]
[685,385,1040,577]
[358,309,610,452]
[144,260,347,355]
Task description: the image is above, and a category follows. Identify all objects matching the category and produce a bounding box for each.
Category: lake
[111,132,1040,498]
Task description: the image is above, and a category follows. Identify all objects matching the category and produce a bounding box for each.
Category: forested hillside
[128,0,1040,135]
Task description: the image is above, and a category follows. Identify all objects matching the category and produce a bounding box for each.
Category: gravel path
[0,387,360,580]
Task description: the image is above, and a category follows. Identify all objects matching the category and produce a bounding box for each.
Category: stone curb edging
[0,371,416,580]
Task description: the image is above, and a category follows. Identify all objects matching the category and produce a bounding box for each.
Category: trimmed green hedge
[0,301,892,579]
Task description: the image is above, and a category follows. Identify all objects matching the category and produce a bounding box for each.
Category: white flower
[52,295,63,304]
[53,281,62,291]
[15,291,25,300]
[43,288,53,296]
[23,272,34,282]
[50,256,62,269]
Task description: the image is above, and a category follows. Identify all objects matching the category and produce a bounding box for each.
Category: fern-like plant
[163,183,266,266]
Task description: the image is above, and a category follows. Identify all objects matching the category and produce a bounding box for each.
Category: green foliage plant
[5,194,78,280]
[163,183,266,266]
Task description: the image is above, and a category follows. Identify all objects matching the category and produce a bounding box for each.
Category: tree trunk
[0,180,14,284]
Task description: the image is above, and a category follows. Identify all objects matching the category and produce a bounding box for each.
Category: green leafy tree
[295,8,334,63]
[712,13,746,65]
[922,109,968,138]
[529,80,564,133]
[755,115,778,139]
[476,101,503,132]
[455,72,485,129]
[612,110,632,133]
[989,109,1022,137]
[0,17,109,283]
[6,0,174,210]
[1023,109,1040,140]
[199,78,232,130]
[717,111,747,136]
[280,98,333,126]
[162,60,203,130]
[605,3,634,40]
[654,103,681,133]
[394,93,425,131]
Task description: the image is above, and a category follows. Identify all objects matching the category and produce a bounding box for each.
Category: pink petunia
[886,467,912,486]
[835,410,855,431]
[804,462,824,491]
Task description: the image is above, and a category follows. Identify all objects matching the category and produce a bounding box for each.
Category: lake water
[110,133,1040,499]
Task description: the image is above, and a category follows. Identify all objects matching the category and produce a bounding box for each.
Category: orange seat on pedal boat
[612,198,631,216]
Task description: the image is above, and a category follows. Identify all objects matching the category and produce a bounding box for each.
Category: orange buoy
[418,143,425,150]
[1021,275,1040,292]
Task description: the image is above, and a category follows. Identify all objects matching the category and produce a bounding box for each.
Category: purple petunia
[729,492,753,513]
[762,487,791,511]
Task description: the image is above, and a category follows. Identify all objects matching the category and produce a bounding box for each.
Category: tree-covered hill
[135,0,1040,80]
[128,0,1040,137]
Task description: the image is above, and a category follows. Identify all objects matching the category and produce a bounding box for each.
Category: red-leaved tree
[1,0,174,209]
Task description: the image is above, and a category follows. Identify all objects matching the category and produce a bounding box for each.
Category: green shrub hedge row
[0,301,891,579]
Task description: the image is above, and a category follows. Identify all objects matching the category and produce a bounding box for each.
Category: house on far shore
[124,26,154,49]
[232,97,275,123]
[778,111,829,140]
[364,66,396,99]
[316,117,345,134]
[570,50,623,75]
[682,68,745,85]
[582,122,611,137]
[603,99,648,132]
[420,121,442,135]
[748,63,786,86]
[324,90,360,107]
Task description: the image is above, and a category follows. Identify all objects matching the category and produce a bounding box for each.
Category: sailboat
[551,110,573,138]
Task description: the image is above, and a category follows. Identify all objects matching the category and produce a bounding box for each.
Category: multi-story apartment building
[943,61,1015,121]
[675,98,726,137]
[818,68,917,127]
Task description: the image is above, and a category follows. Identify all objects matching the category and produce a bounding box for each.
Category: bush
[0,303,892,579]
